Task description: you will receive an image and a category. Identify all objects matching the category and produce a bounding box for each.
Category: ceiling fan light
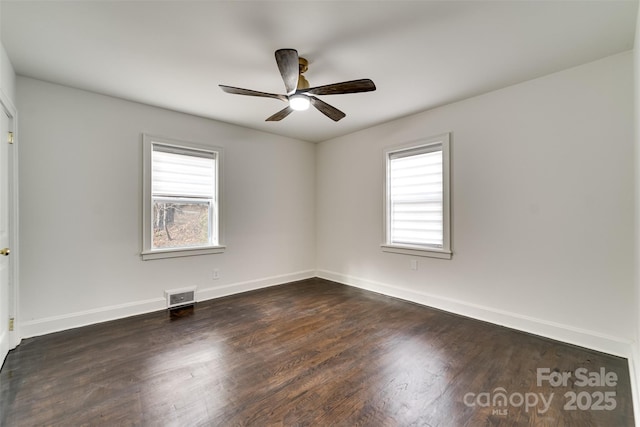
[289,95,310,111]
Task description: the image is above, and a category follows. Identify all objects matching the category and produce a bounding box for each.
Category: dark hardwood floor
[0,278,634,426]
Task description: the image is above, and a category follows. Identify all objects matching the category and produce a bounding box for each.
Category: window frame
[381,133,452,260]
[141,134,225,260]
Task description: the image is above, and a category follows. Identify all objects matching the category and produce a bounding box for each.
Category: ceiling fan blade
[302,79,376,96]
[219,85,287,102]
[309,96,346,122]
[266,106,294,122]
[275,49,299,96]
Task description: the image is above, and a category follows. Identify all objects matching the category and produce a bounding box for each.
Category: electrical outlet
[212,269,220,280]
[410,259,418,270]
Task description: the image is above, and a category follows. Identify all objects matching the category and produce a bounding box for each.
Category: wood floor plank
[0,278,634,426]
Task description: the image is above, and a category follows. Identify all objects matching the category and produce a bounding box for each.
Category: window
[382,133,451,259]
[142,135,224,260]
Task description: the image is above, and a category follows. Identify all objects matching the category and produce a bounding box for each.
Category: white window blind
[389,146,444,247]
[382,133,451,259]
[152,147,215,199]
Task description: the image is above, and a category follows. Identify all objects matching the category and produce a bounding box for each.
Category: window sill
[381,244,452,260]
[141,245,226,261]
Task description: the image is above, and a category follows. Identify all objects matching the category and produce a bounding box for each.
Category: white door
[0,110,10,364]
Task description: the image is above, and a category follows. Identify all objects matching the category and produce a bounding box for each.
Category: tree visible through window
[152,201,210,248]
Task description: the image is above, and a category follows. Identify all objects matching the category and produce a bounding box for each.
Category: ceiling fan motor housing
[297,57,310,90]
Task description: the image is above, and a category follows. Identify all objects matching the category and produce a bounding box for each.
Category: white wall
[317,52,635,357]
[17,77,316,336]
[633,3,640,421]
[0,0,17,105]
[0,44,16,105]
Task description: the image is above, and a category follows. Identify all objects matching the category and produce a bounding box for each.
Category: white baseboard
[317,269,634,359]
[19,270,316,340]
[197,270,316,302]
[20,297,166,339]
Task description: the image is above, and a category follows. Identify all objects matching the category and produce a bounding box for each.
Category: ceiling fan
[219,49,376,122]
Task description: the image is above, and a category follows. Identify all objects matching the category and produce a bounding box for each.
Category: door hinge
[8,317,14,331]
[7,132,14,145]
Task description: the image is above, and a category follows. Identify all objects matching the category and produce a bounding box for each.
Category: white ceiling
[2,0,637,143]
